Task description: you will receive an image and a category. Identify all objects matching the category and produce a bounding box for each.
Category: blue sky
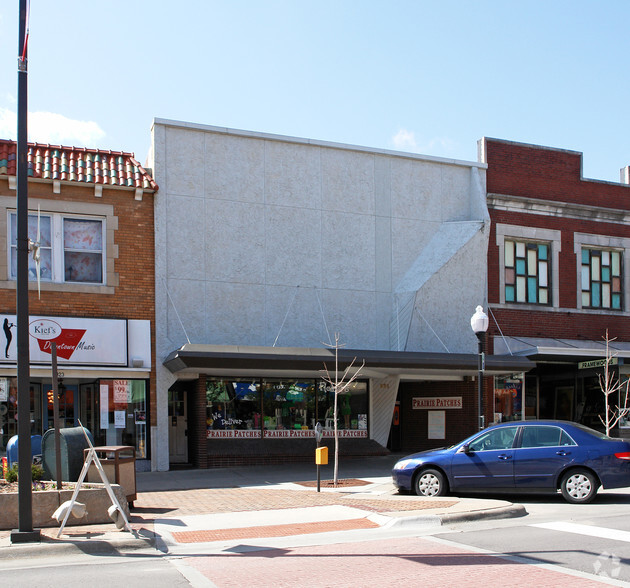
[1,0,629,182]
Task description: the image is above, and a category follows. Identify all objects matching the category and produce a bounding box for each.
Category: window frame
[496,225,561,308]
[574,233,630,313]
[0,196,117,294]
[579,247,623,310]
[9,211,106,285]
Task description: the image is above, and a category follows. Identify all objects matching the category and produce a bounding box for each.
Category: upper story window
[504,239,550,305]
[581,248,622,310]
[496,225,561,308]
[9,211,105,285]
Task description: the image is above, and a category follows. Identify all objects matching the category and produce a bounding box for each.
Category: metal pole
[51,343,62,489]
[477,334,484,431]
[11,0,39,543]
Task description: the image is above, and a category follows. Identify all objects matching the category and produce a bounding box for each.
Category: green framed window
[504,240,550,305]
[581,248,623,310]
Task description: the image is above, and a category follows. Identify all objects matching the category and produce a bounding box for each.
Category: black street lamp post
[470,305,489,431]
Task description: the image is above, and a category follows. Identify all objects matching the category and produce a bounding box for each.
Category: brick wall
[484,139,630,209]
[484,138,630,352]
[0,178,156,426]
[398,380,483,452]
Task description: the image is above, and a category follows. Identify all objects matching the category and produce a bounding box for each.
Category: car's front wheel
[414,468,448,497]
[560,469,599,504]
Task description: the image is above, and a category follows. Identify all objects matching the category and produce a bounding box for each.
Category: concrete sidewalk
[0,456,526,558]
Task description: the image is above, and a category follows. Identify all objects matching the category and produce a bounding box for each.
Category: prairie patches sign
[413,397,462,409]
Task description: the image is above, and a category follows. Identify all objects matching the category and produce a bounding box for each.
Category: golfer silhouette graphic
[3,318,15,359]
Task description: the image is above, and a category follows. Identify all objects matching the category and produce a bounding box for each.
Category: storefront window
[206,379,261,432]
[493,374,524,423]
[205,378,370,439]
[0,377,148,458]
[318,381,368,431]
[95,380,148,458]
[0,378,42,452]
[262,380,315,431]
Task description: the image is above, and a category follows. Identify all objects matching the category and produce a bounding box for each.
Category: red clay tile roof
[0,139,157,191]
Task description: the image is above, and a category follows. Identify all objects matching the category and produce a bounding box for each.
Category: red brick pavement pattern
[133,488,457,517]
[186,536,607,588]
[172,518,379,543]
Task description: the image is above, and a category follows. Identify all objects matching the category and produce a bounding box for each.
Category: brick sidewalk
[131,487,457,518]
[0,486,458,542]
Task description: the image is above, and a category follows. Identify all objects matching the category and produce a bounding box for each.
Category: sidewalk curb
[380,503,528,528]
[0,534,158,561]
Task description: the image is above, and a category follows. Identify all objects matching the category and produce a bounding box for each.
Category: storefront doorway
[168,388,188,464]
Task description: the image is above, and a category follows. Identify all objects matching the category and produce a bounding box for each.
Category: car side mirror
[460,443,471,454]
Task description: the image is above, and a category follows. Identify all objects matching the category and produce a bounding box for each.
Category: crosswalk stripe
[531,521,630,543]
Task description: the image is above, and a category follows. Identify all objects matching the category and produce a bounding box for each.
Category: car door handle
[498,454,512,460]
[556,451,570,456]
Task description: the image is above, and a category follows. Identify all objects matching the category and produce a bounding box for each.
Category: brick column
[190,375,208,469]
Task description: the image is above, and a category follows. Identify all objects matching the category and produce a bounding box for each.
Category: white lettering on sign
[207,429,369,439]
[207,430,262,439]
[412,397,462,410]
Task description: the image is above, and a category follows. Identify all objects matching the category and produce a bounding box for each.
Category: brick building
[480,137,630,431]
[0,140,157,469]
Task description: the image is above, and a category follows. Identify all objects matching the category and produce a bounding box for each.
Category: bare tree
[599,330,630,436]
[320,333,365,487]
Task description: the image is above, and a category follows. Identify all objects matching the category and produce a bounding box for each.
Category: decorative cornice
[488,193,630,225]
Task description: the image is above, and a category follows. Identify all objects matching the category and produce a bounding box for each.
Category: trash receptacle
[41,426,94,482]
[85,445,137,506]
[6,434,44,467]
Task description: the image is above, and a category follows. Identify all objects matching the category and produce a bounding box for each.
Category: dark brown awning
[163,344,534,381]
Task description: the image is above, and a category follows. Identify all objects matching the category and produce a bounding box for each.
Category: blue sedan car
[392,420,630,503]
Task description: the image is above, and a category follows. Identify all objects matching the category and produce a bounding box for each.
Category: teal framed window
[504,240,550,305]
[581,248,623,310]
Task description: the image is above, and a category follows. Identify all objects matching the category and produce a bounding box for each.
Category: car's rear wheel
[414,468,448,497]
[560,469,599,504]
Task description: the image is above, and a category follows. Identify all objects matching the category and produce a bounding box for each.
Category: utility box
[42,427,93,481]
[85,445,137,506]
[315,446,328,465]
[6,434,43,467]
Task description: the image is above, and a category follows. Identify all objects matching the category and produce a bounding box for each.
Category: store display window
[0,377,148,459]
[318,381,368,430]
[205,378,369,439]
[262,380,315,431]
[95,379,148,458]
[493,374,524,423]
[206,379,261,431]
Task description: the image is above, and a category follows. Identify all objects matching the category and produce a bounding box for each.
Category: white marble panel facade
[265,284,329,348]
[204,199,266,283]
[165,128,205,197]
[166,195,206,280]
[321,148,375,214]
[204,133,265,203]
[153,120,489,356]
[321,288,378,349]
[205,281,267,346]
[265,205,322,287]
[264,141,322,209]
[321,210,375,291]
